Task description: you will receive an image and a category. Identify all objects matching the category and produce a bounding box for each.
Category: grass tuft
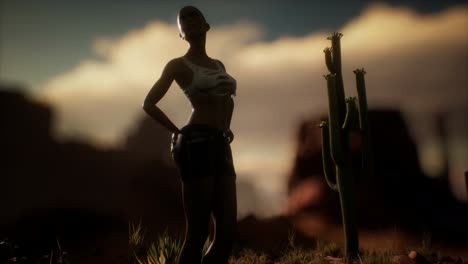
[128,226,466,264]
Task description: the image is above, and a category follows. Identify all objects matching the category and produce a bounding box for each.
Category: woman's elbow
[142,100,152,111]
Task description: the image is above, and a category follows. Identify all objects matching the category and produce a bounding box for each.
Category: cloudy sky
[1,0,467,217]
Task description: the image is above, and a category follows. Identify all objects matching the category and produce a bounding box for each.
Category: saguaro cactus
[319,32,373,258]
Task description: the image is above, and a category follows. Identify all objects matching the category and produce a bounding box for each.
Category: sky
[1,0,467,218]
[1,0,467,88]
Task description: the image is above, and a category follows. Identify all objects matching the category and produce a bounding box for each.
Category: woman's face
[177,6,208,41]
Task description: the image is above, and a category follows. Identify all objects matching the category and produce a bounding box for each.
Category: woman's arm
[225,97,234,142]
[217,59,235,142]
[142,59,180,134]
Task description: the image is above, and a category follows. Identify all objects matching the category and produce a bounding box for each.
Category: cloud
[36,3,468,217]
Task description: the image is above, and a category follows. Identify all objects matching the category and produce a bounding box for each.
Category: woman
[142,6,237,264]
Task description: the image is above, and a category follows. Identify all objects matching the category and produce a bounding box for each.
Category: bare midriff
[187,94,234,131]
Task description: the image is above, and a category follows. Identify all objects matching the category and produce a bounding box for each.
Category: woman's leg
[178,176,215,264]
[202,176,237,264]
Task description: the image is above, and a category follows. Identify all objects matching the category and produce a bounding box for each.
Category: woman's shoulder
[163,57,187,75]
[213,59,226,71]
[166,57,185,67]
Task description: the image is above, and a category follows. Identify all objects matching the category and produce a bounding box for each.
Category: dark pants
[172,124,236,181]
[172,124,237,264]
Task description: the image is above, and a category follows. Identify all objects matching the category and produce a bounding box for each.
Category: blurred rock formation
[286,109,468,244]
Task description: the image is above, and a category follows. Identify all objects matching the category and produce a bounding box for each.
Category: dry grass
[128,223,466,264]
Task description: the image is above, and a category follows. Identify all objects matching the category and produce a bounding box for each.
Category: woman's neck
[186,35,208,59]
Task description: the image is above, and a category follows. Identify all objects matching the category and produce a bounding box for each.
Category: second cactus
[319,32,373,259]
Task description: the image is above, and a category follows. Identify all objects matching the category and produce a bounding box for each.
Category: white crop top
[180,57,237,97]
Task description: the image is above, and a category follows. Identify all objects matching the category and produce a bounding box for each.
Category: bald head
[178,6,206,22]
[177,6,210,41]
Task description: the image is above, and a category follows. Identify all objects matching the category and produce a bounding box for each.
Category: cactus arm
[354,69,368,130]
[354,68,373,179]
[319,121,338,191]
[328,32,347,126]
[324,48,335,74]
[335,74,346,125]
[342,97,358,130]
[325,74,344,165]
[328,33,343,74]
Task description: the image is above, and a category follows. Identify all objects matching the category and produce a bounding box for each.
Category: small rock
[408,250,431,264]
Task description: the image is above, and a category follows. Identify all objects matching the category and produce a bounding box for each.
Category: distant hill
[0,86,184,256]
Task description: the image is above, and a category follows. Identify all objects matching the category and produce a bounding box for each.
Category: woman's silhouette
[142,6,237,264]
